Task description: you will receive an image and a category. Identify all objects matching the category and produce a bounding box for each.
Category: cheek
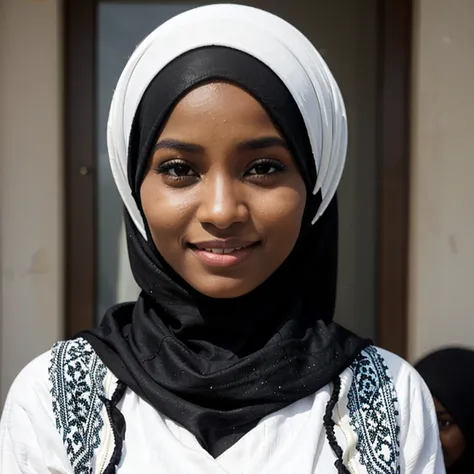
[253,185,306,240]
[140,176,194,238]
[440,428,466,462]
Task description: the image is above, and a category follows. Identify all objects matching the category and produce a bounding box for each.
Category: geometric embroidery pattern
[347,346,401,474]
[49,338,107,474]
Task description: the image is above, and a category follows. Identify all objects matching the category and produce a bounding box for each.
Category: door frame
[63,0,412,357]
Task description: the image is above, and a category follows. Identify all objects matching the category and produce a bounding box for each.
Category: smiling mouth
[191,246,251,254]
[187,241,260,267]
[187,240,260,251]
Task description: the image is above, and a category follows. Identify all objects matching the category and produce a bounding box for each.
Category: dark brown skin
[434,397,466,469]
[140,82,307,298]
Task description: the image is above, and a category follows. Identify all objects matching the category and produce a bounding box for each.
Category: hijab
[416,347,474,473]
[80,4,370,459]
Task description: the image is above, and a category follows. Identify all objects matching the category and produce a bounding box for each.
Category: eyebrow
[153,139,204,153]
[236,136,289,152]
[153,136,289,154]
[436,410,449,416]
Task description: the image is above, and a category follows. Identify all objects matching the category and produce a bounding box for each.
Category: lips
[200,247,247,254]
[187,239,260,267]
[188,239,259,251]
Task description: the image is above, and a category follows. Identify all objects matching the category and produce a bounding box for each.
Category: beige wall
[0,0,62,404]
[409,0,474,361]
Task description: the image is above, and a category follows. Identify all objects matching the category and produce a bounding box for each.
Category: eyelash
[156,160,197,180]
[155,158,286,182]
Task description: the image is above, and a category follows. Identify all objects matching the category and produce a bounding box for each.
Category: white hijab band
[107,4,348,237]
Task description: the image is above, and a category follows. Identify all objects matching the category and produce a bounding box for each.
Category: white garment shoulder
[0,350,73,473]
[0,340,116,474]
[377,348,446,473]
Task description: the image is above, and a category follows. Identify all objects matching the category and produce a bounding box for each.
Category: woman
[0,4,443,473]
[416,347,474,473]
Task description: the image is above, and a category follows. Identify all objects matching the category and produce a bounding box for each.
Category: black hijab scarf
[416,347,474,473]
[81,47,370,458]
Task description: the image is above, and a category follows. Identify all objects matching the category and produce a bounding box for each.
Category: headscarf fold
[81,4,369,458]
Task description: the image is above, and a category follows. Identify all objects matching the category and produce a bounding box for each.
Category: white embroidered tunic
[0,341,445,473]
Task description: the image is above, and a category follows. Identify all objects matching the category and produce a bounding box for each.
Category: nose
[196,173,249,229]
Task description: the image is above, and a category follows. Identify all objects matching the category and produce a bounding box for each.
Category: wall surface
[0,0,62,405]
[409,0,474,361]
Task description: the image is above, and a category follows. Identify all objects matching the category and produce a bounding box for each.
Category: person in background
[416,347,474,473]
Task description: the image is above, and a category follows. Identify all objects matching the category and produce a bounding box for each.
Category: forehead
[161,82,279,134]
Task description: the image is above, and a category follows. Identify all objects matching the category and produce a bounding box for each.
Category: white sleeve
[379,349,446,474]
[0,353,72,474]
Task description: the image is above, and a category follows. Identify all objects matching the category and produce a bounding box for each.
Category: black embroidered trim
[49,338,107,473]
[347,346,401,473]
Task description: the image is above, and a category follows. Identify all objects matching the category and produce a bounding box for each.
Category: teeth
[203,247,243,254]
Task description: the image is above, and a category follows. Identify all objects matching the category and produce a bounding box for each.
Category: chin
[191,277,259,299]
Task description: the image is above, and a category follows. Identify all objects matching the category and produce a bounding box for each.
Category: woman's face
[434,397,466,468]
[140,82,307,298]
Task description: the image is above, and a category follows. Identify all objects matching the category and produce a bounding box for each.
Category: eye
[156,160,198,178]
[438,419,454,429]
[246,159,285,176]
[167,164,195,177]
